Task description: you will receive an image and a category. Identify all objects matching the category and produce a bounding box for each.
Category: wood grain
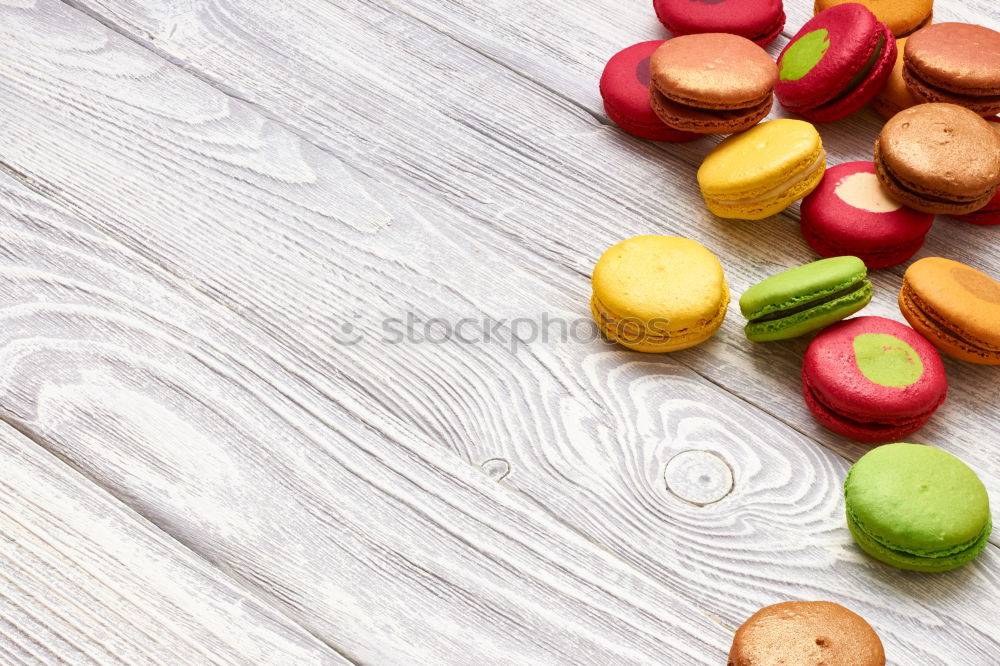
[53,0,1000,528]
[0,168,731,663]
[0,0,998,663]
[0,420,346,665]
[59,0,1000,477]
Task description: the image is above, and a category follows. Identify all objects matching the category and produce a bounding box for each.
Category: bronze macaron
[648,33,777,134]
[903,23,1000,117]
[874,103,1000,215]
[729,601,885,666]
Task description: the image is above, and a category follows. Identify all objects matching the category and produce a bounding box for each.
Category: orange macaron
[899,257,1000,364]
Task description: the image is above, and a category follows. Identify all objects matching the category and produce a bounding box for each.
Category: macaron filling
[900,284,1000,362]
[847,506,992,563]
[706,149,826,206]
[803,374,933,430]
[874,143,997,211]
[748,278,870,324]
[591,293,729,349]
[814,34,886,110]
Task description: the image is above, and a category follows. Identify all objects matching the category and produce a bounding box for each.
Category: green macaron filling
[847,511,992,573]
[741,256,872,342]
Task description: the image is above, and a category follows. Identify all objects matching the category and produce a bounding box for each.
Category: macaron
[845,443,991,572]
[648,34,777,134]
[899,257,1000,364]
[653,0,785,47]
[800,161,934,269]
[949,119,1000,224]
[728,601,885,666]
[874,103,1000,215]
[775,4,896,123]
[872,38,919,119]
[599,41,702,142]
[590,236,729,352]
[903,23,1000,117]
[740,256,872,342]
[802,316,947,443]
[814,0,932,38]
[697,119,825,219]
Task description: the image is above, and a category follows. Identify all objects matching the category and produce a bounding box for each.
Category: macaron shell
[950,190,1000,225]
[803,376,934,443]
[814,0,932,37]
[904,23,1000,115]
[649,86,772,134]
[899,257,1000,364]
[741,256,873,341]
[599,41,702,142]
[698,119,825,218]
[802,316,947,423]
[699,119,823,196]
[875,103,1000,214]
[950,119,1000,223]
[873,38,919,119]
[802,24,897,123]
[800,161,933,269]
[653,0,785,46]
[728,601,886,666]
[591,293,728,352]
[740,255,867,318]
[745,284,872,342]
[649,34,777,109]
[777,5,891,115]
[847,512,991,572]
[591,236,729,351]
[844,443,991,571]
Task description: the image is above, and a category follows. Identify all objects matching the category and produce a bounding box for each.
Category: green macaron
[739,256,872,342]
[844,443,992,572]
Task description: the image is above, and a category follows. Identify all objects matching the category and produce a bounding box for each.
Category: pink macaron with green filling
[801,161,934,268]
[802,316,947,443]
[776,4,896,122]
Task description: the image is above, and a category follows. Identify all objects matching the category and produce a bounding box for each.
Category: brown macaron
[648,33,777,134]
[903,23,1000,116]
[874,103,1000,215]
[729,601,885,666]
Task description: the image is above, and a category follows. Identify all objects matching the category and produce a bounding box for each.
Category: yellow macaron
[591,236,729,352]
[697,119,826,220]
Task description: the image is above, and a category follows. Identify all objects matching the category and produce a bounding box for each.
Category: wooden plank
[0,166,730,662]
[0,0,997,662]
[0,420,346,665]
[49,0,1000,525]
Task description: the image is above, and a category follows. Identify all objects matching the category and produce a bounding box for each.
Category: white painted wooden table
[0,0,997,663]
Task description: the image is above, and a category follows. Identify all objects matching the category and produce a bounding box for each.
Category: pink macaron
[600,41,701,142]
[653,0,785,47]
[949,117,1000,225]
[776,4,896,122]
[801,161,934,268]
[802,316,947,443]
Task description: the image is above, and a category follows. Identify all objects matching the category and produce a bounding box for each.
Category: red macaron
[653,0,785,47]
[801,161,934,268]
[600,41,701,142]
[802,316,947,443]
[776,4,896,122]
